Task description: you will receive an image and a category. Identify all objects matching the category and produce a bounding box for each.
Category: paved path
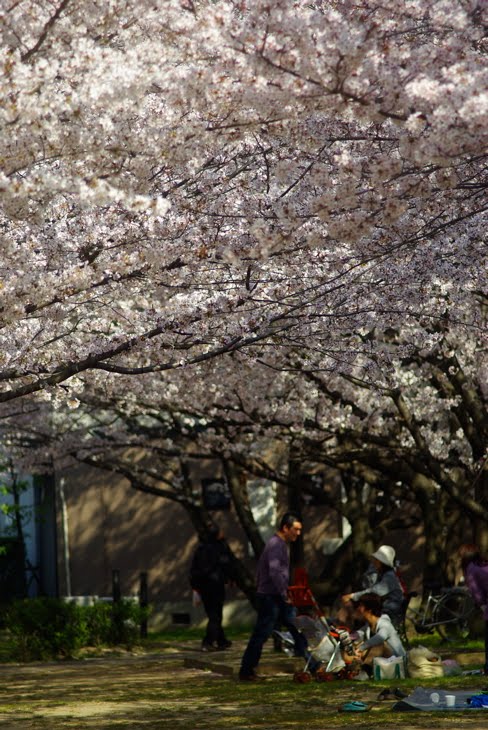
[0,641,487,729]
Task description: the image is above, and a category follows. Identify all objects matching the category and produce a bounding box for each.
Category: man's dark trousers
[240,594,307,676]
[200,582,226,647]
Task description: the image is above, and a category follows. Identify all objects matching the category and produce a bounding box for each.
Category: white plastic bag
[373,655,406,680]
[407,645,444,678]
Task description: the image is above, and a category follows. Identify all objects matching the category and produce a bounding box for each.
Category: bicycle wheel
[433,589,474,641]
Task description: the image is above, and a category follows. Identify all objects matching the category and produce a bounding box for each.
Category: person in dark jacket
[190,524,233,652]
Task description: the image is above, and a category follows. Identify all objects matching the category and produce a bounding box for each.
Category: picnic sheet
[392,687,488,711]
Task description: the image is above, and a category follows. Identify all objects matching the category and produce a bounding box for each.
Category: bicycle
[404,584,475,642]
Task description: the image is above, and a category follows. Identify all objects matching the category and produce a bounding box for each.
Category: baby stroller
[274,568,357,677]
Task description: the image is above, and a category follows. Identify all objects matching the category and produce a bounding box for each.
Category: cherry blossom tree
[0,0,486,407]
[2,294,486,594]
[1,0,487,605]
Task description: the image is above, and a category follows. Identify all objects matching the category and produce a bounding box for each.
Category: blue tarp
[393,687,488,711]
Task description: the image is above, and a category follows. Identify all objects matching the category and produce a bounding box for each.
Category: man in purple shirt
[239,512,307,681]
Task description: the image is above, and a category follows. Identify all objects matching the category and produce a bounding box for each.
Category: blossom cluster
[0,0,485,410]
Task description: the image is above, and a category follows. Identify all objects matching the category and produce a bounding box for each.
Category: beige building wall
[55,463,257,627]
[54,463,423,628]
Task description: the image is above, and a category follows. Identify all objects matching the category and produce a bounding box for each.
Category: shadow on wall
[58,463,250,606]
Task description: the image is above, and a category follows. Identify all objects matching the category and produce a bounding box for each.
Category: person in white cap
[341,545,404,625]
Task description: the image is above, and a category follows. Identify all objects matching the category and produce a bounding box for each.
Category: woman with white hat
[341,545,404,625]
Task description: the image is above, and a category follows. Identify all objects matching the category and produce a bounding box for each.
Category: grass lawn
[0,628,487,729]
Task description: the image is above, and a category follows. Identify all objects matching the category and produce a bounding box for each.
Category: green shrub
[109,599,143,647]
[5,597,149,660]
[6,597,89,661]
[85,599,148,648]
[84,601,113,646]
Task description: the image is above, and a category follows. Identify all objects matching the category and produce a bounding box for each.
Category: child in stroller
[275,568,361,680]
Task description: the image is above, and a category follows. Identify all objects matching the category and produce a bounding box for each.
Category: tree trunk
[178,461,258,603]
[315,475,375,601]
[418,491,450,588]
[287,455,305,576]
[222,459,265,558]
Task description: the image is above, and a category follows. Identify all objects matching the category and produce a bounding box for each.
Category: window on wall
[201,478,231,511]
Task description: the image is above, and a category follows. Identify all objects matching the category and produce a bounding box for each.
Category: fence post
[111,569,122,642]
[112,569,121,603]
[139,571,148,639]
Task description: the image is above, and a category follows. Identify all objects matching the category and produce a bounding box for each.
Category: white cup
[430,693,440,704]
[445,694,456,708]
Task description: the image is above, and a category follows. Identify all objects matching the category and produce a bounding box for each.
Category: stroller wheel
[315,668,335,682]
[293,671,312,683]
[337,667,360,680]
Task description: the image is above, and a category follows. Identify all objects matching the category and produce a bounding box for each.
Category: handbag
[373,655,406,680]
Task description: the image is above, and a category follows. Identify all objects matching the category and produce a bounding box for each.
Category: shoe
[201,643,219,652]
[377,687,408,701]
[217,640,232,650]
[238,672,266,682]
[338,701,369,713]
[393,687,408,699]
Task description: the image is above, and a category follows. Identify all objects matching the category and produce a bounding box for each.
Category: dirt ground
[1,640,488,729]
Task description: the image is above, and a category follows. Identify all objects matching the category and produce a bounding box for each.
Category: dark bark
[417,491,450,588]
[222,460,265,559]
[316,535,354,601]
[287,454,305,574]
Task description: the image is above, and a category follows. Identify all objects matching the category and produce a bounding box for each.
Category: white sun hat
[371,545,396,568]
